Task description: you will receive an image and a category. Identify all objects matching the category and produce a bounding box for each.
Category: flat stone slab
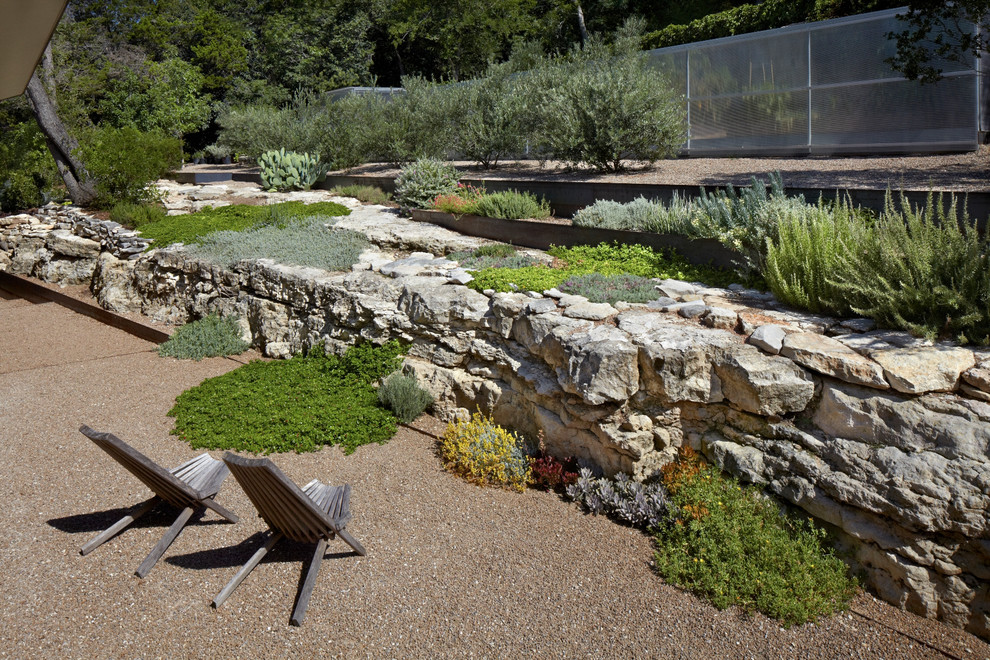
[563,301,617,320]
[781,331,888,389]
[867,345,975,394]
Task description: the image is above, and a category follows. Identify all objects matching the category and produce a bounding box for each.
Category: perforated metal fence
[649,8,984,156]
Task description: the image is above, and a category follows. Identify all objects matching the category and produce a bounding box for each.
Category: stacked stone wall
[1,205,987,639]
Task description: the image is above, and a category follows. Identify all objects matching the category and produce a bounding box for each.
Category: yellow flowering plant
[439,411,531,491]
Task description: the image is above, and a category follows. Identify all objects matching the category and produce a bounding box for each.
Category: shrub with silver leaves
[566,468,670,530]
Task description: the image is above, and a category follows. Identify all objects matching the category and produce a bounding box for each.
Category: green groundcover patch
[168,341,403,454]
[467,242,751,293]
[138,200,350,248]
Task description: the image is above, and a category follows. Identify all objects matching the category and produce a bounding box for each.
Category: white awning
[0,0,68,100]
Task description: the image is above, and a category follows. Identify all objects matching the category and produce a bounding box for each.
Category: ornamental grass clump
[157,314,249,360]
[653,448,857,627]
[439,411,531,491]
[377,371,434,424]
[330,184,391,205]
[394,157,460,210]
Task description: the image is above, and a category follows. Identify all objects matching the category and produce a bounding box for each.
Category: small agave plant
[566,468,670,530]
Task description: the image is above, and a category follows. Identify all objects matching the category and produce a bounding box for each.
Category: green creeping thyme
[168,341,405,454]
[654,448,857,627]
[467,242,743,294]
[137,201,350,248]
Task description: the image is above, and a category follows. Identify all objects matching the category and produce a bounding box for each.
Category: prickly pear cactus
[258,149,326,191]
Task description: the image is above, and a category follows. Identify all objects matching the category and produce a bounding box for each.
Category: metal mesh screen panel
[690,91,808,151]
[690,32,807,96]
[647,7,982,156]
[811,76,978,149]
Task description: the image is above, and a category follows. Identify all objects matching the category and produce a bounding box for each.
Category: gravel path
[333,146,990,193]
[2,287,990,659]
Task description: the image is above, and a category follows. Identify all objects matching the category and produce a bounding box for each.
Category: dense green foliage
[109,202,167,228]
[77,126,183,207]
[169,341,405,454]
[186,217,369,271]
[377,371,434,423]
[0,121,61,211]
[157,314,250,360]
[765,194,990,344]
[643,0,901,49]
[654,449,857,626]
[136,201,349,248]
[468,242,741,293]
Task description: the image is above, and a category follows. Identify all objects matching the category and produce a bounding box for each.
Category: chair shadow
[48,502,234,536]
[166,533,357,571]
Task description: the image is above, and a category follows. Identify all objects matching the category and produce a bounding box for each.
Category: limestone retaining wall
[2,206,987,639]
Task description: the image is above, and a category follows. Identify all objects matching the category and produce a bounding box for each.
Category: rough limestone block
[867,345,975,394]
[780,331,889,389]
[748,324,787,355]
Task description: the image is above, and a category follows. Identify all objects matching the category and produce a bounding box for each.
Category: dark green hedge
[643,0,902,51]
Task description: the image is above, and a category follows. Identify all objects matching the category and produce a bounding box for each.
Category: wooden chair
[212,453,367,626]
[78,425,239,578]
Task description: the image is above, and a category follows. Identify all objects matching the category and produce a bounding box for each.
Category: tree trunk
[576,3,589,47]
[24,71,96,206]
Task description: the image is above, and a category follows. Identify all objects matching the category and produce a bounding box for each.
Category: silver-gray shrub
[566,468,670,530]
[377,371,434,424]
[449,63,529,169]
[357,77,455,166]
[572,195,699,234]
[558,273,660,305]
[523,31,686,172]
[690,172,816,276]
[157,314,250,361]
[216,90,330,162]
[394,157,460,209]
[184,216,369,272]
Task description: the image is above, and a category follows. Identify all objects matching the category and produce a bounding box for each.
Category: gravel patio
[2,268,989,659]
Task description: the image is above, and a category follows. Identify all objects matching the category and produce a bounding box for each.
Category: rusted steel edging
[408,209,741,270]
[0,272,170,344]
[174,169,990,229]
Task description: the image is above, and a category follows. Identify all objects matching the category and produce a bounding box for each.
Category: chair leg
[213,531,284,609]
[80,496,160,556]
[135,505,195,578]
[291,539,327,627]
[200,497,239,523]
[336,529,367,557]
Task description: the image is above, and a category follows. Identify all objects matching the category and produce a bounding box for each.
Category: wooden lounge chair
[78,425,239,578]
[213,453,367,626]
